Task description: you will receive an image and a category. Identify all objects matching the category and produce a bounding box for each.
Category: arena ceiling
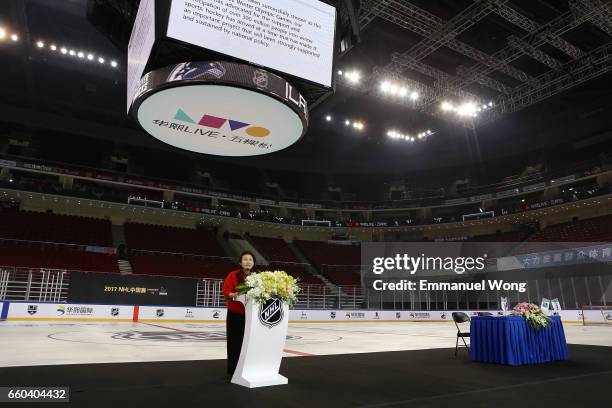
[0,0,611,176]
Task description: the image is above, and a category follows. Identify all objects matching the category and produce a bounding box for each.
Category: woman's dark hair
[237,251,256,282]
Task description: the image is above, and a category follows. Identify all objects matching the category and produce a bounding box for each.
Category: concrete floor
[1,321,611,368]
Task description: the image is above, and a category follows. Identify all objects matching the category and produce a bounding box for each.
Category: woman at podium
[223,251,256,377]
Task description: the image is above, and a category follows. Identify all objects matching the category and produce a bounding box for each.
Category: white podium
[231,295,289,388]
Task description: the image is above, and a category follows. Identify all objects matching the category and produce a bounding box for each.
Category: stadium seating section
[0,242,118,272]
[0,208,112,246]
[129,252,235,279]
[248,236,324,284]
[124,223,225,256]
[294,240,361,285]
[528,215,612,242]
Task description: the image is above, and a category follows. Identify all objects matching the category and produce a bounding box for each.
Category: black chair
[477,312,493,316]
[452,312,471,357]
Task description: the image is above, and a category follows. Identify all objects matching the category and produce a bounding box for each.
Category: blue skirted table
[469,315,569,365]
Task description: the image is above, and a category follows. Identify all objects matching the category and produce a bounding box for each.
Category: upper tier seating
[528,215,612,242]
[124,223,226,256]
[0,241,118,272]
[0,208,113,247]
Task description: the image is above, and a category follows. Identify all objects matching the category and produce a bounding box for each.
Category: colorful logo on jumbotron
[174,109,270,137]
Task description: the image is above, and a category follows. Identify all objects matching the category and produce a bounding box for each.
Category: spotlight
[10,33,18,42]
[410,137,415,142]
[36,41,44,48]
[482,104,487,109]
[389,84,398,95]
[380,81,390,92]
[98,57,105,63]
[337,70,343,75]
[441,101,452,111]
[346,71,360,83]
[457,102,476,117]
[77,51,84,58]
[0,28,6,39]
[50,44,57,51]
[427,130,432,135]
[325,115,332,121]
[399,88,407,97]
[345,120,350,126]
[60,47,67,54]
[110,60,118,68]
[410,91,419,100]
[69,49,76,56]
[87,53,94,60]
[488,101,493,107]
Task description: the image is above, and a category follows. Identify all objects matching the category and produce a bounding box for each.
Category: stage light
[60,47,67,54]
[87,53,94,60]
[410,91,419,100]
[69,49,76,56]
[389,84,398,95]
[325,115,332,121]
[441,101,452,111]
[427,130,432,135]
[345,120,350,126]
[98,57,105,63]
[346,71,360,83]
[50,44,57,51]
[457,102,476,117]
[482,104,487,109]
[77,51,84,58]
[110,60,118,68]
[399,87,407,97]
[10,33,18,42]
[410,137,415,142]
[337,70,343,75]
[36,41,44,48]
[489,101,493,107]
[380,81,390,92]
[0,28,6,40]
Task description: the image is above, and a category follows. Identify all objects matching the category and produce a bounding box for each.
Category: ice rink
[1,320,611,368]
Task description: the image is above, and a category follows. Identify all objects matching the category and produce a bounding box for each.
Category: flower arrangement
[512,302,551,330]
[235,270,300,306]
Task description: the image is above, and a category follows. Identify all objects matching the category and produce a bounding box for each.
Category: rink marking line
[137,322,314,356]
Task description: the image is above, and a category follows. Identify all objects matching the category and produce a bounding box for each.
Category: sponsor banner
[138,306,226,321]
[278,201,299,208]
[498,243,612,270]
[8,302,134,320]
[525,198,563,210]
[5,302,588,323]
[68,272,198,306]
[133,61,308,156]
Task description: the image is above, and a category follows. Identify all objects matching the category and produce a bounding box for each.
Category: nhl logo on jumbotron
[258,298,283,328]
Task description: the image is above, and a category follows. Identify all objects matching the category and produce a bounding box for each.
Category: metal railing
[0,266,68,302]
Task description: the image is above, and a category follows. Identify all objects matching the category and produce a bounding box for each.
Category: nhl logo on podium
[258,298,284,328]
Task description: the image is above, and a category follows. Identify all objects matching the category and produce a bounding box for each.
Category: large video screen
[166,0,336,87]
